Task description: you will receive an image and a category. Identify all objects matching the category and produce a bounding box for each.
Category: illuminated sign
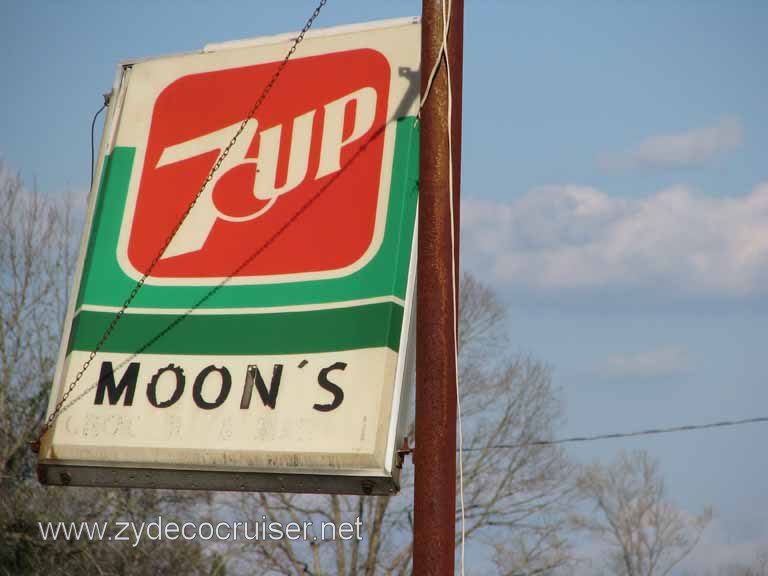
[39,17,420,495]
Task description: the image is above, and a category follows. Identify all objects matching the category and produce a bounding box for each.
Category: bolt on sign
[38,17,420,495]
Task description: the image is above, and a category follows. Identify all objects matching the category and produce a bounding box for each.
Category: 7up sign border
[38,18,420,495]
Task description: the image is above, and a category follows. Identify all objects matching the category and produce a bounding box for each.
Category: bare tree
[574,450,712,576]
[0,164,220,575]
[701,549,768,576]
[220,273,576,575]
[0,164,75,477]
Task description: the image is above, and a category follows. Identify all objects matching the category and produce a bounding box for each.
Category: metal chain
[35,0,328,448]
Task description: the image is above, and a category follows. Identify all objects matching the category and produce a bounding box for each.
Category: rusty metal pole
[414,0,463,574]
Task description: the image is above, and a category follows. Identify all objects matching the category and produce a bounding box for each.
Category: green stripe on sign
[68,303,404,356]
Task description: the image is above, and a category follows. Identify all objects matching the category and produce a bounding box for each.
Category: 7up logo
[122,49,391,282]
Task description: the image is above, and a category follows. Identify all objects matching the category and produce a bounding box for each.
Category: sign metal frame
[38,17,420,495]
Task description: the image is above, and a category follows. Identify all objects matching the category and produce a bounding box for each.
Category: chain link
[36,0,328,447]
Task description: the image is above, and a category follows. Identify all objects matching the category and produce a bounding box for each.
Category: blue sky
[2,0,767,571]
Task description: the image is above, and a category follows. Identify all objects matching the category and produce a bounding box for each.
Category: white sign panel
[38,17,420,495]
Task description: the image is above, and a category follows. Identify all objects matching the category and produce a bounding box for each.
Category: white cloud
[679,517,768,574]
[462,182,768,297]
[596,345,690,378]
[599,116,743,170]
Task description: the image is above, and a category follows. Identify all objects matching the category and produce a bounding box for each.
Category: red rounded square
[126,49,391,280]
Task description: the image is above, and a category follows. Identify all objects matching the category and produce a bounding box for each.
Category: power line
[89,95,108,192]
[460,416,768,451]
[17,416,767,480]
